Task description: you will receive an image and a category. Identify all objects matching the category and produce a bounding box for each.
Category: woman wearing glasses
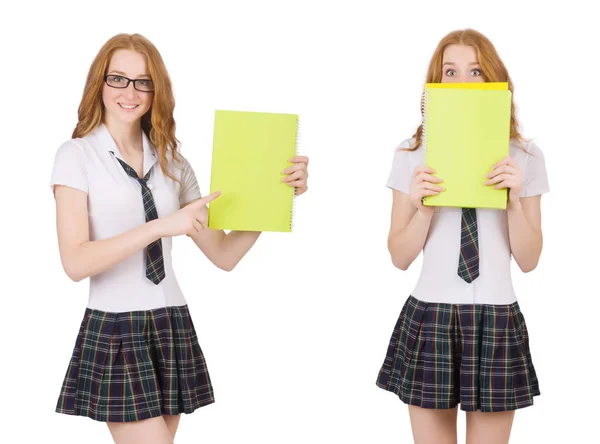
[49,33,309,444]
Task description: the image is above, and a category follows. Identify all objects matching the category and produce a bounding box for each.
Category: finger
[416,172,443,184]
[419,189,441,199]
[413,165,436,177]
[486,165,517,179]
[196,217,206,229]
[494,181,508,190]
[420,182,445,192]
[282,170,305,182]
[288,155,309,165]
[493,156,513,168]
[192,219,204,232]
[198,191,222,205]
[285,179,306,188]
[282,163,308,175]
[494,180,517,190]
[485,173,513,185]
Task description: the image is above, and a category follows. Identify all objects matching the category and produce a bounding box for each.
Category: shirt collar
[93,122,158,177]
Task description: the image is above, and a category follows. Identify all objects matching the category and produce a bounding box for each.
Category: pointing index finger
[198,191,222,205]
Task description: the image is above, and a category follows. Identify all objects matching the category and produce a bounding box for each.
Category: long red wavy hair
[407,29,526,152]
[72,33,181,182]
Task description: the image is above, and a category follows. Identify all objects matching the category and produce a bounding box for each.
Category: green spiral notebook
[207,110,299,232]
[422,84,512,209]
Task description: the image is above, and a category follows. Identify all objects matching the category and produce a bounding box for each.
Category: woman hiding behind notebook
[376,29,548,444]
[49,33,309,444]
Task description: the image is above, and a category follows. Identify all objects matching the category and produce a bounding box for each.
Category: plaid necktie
[457,208,479,283]
[111,152,165,285]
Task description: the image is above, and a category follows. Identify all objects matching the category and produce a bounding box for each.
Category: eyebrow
[108,70,152,78]
[443,62,480,67]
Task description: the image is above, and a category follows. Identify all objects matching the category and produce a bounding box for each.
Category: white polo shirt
[49,123,203,313]
[388,138,549,305]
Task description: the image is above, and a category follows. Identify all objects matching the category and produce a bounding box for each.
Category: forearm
[63,219,163,282]
[196,229,261,271]
[388,210,433,270]
[219,230,261,271]
[507,201,542,272]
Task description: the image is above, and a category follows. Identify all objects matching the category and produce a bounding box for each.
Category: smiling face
[441,44,485,83]
[102,49,154,126]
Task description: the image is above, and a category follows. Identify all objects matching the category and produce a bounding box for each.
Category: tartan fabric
[112,152,165,285]
[457,208,479,283]
[376,296,540,412]
[56,305,215,422]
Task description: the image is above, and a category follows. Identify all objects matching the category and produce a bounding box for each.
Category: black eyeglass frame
[103,75,155,92]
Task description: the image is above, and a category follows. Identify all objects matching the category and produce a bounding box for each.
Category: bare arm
[388,190,434,270]
[388,165,444,270]
[54,185,163,282]
[507,196,543,272]
[484,155,544,273]
[182,198,261,272]
[182,155,309,271]
[54,185,219,282]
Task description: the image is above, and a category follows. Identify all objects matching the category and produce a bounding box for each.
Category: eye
[137,79,149,86]
[445,69,456,76]
[471,68,482,77]
[112,76,124,83]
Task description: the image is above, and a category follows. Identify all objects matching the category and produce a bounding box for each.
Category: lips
[118,103,139,110]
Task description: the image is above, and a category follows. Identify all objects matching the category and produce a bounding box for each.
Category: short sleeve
[386,139,414,194]
[49,140,88,195]
[520,142,549,197]
[178,155,202,206]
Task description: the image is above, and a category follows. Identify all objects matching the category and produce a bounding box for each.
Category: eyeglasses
[104,75,155,92]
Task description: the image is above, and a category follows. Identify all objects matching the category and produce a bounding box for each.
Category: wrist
[147,218,165,239]
[416,206,434,220]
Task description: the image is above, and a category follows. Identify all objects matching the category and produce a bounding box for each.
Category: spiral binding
[290,117,300,231]
[422,88,430,158]
[421,88,431,205]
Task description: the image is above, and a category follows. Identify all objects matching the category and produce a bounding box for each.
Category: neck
[103,114,143,155]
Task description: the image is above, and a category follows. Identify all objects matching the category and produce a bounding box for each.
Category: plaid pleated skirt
[56,305,214,422]
[376,296,540,412]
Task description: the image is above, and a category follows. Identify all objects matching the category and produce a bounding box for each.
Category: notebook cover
[208,110,298,232]
[422,88,512,209]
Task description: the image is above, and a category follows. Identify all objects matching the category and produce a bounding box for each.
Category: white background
[1,0,598,442]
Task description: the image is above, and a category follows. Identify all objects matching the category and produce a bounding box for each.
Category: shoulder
[55,126,108,162]
[510,138,545,160]
[510,138,547,171]
[53,138,93,162]
[392,137,423,164]
[165,149,197,180]
[166,149,192,168]
[393,137,419,155]
[396,137,418,151]
[387,137,421,191]
[56,138,84,152]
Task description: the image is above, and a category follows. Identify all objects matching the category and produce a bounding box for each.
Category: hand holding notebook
[208,110,300,232]
[484,154,524,205]
[408,165,446,215]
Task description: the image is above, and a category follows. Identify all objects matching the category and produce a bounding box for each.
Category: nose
[123,81,137,100]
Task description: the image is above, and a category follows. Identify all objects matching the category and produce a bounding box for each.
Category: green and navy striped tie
[111,151,165,285]
[457,207,479,283]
